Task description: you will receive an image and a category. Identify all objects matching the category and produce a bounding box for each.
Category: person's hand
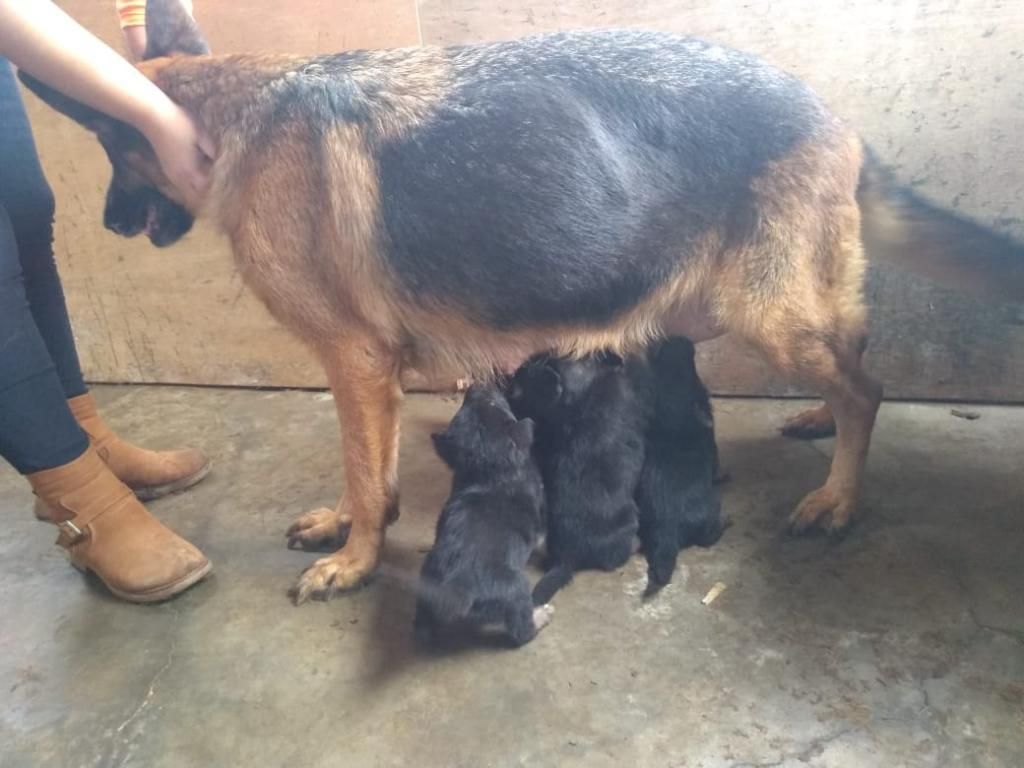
[141,100,215,201]
[2,0,213,200]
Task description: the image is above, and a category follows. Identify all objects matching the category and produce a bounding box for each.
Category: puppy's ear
[478,404,519,441]
[533,366,563,407]
[431,431,457,467]
[600,350,625,368]
[646,339,664,365]
[463,384,489,404]
[144,0,211,59]
[694,403,714,430]
[506,381,524,402]
[17,71,120,139]
[508,418,535,451]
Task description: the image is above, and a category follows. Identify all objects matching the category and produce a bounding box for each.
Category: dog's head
[647,337,713,429]
[505,352,617,424]
[18,0,209,248]
[432,385,535,473]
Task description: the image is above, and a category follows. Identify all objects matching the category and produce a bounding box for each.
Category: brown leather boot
[69,392,211,500]
[35,393,211,522]
[29,447,212,603]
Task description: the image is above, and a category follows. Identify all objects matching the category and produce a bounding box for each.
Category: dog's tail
[643,541,678,598]
[532,564,573,605]
[857,145,1024,303]
[641,502,685,597]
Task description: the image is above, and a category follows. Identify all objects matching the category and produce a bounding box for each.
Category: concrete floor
[1,386,1022,768]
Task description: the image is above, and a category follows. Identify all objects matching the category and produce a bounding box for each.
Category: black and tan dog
[19,0,1024,602]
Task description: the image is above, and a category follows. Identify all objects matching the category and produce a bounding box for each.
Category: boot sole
[132,459,213,502]
[71,557,213,603]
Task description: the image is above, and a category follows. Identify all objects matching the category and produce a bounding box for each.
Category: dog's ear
[505,380,524,403]
[532,366,563,408]
[508,418,535,451]
[431,431,457,467]
[599,350,625,368]
[144,0,210,59]
[17,70,120,139]
[694,403,714,430]
[478,403,514,435]
[463,384,488,403]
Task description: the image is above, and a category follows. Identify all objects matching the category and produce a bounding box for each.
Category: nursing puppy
[507,355,645,604]
[414,386,552,647]
[634,338,727,596]
[505,352,612,464]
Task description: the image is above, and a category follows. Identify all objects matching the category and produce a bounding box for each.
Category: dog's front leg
[289,334,402,603]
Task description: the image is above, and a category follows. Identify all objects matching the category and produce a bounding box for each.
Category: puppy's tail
[643,541,678,598]
[858,144,1024,303]
[532,564,573,605]
[638,491,684,596]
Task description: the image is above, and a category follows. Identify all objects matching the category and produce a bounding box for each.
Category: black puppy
[414,385,553,647]
[634,337,727,596]
[507,354,645,604]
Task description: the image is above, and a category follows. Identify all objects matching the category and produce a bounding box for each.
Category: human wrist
[134,89,179,144]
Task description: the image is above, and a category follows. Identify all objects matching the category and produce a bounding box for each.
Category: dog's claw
[788,485,855,535]
[291,550,376,604]
[285,507,351,551]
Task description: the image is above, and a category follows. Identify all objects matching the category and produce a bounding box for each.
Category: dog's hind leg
[741,257,881,535]
[290,333,402,603]
[507,597,554,648]
[721,135,883,534]
[778,330,868,441]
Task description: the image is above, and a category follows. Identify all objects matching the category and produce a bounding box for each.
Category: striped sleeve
[116,0,147,29]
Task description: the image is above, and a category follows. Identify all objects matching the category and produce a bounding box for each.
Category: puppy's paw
[789,486,855,536]
[286,507,351,551]
[780,405,837,440]
[532,604,555,632]
[290,547,378,604]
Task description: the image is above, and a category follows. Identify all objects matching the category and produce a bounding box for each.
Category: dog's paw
[532,604,555,632]
[779,404,837,440]
[286,507,351,551]
[789,486,855,536]
[290,548,378,604]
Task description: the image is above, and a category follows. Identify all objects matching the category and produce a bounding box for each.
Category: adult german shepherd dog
[20,1,1024,602]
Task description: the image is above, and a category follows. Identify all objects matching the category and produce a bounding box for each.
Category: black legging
[0,59,89,474]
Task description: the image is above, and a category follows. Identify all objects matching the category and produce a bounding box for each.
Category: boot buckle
[57,520,85,543]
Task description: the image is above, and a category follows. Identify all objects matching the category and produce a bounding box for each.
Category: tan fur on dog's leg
[290,334,402,603]
[789,358,880,534]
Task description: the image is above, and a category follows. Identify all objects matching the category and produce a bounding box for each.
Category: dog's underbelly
[448,296,727,376]
[660,302,726,345]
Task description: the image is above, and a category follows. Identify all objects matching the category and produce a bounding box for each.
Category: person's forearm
[122,25,147,62]
[0,0,174,138]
